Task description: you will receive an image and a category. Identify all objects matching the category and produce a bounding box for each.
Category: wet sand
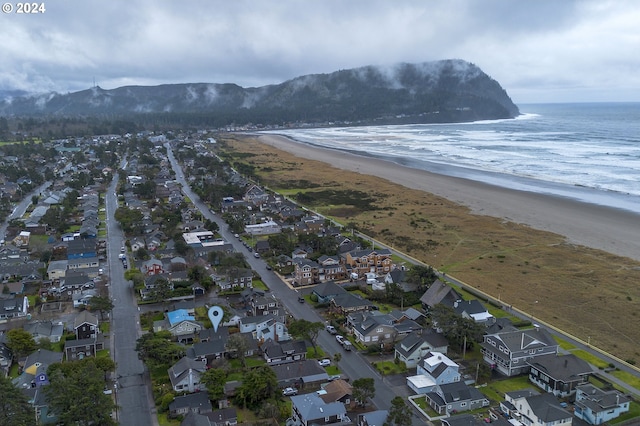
[258,134,640,262]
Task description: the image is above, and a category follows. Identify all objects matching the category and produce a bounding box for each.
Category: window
[377,328,383,333]
[461,402,467,407]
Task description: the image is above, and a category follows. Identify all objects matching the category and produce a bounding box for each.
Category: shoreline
[256,133,640,262]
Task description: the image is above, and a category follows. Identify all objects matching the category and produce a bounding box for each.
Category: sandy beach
[258,134,640,262]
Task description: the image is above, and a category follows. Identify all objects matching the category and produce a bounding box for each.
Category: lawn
[570,349,611,369]
[480,375,532,403]
[373,360,407,375]
[611,369,640,389]
[553,335,577,351]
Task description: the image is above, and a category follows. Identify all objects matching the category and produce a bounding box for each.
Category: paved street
[105,174,158,426]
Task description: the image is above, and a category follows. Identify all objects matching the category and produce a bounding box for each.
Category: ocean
[265,103,640,215]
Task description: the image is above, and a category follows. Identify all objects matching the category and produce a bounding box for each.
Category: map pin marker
[208,305,224,333]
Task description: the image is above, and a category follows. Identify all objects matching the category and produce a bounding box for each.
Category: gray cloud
[1,0,639,103]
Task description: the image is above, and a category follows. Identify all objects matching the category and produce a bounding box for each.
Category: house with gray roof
[452,299,494,324]
[330,292,374,314]
[262,339,307,365]
[481,326,558,377]
[271,360,329,389]
[24,321,64,343]
[504,391,572,426]
[419,279,461,311]
[168,356,207,393]
[238,314,290,343]
[288,392,349,426]
[168,391,213,418]
[425,381,490,415]
[574,384,631,425]
[395,330,449,369]
[47,259,68,281]
[13,349,62,390]
[357,410,388,426]
[0,296,29,319]
[408,351,460,395]
[312,281,347,304]
[527,354,592,397]
[346,311,421,347]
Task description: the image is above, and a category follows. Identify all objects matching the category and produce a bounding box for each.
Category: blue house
[574,384,631,425]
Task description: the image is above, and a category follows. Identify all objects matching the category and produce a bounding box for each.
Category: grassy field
[220,135,640,364]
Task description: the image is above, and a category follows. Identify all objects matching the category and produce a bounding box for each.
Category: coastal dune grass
[221,135,640,364]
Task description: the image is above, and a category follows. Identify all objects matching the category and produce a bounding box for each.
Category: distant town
[0,131,637,426]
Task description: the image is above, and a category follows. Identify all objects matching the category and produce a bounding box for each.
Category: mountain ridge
[0,59,519,126]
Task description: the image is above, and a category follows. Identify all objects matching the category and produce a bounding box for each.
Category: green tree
[201,368,228,401]
[406,265,437,291]
[287,319,323,355]
[384,396,412,426]
[88,295,114,321]
[0,375,36,426]
[6,328,36,361]
[135,331,185,366]
[352,377,376,407]
[45,359,116,426]
[234,366,277,409]
[430,304,484,352]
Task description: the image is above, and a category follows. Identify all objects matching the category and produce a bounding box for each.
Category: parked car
[342,340,353,351]
[325,325,337,335]
[335,335,345,344]
[298,296,305,303]
[327,375,342,381]
[282,387,298,396]
[254,252,260,258]
[266,265,272,270]
[318,359,331,367]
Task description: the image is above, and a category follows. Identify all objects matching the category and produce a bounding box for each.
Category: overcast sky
[2,0,639,104]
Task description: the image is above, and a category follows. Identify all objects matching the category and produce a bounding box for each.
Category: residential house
[318,379,353,406]
[262,340,307,365]
[481,327,559,377]
[66,256,100,271]
[574,384,631,425]
[288,392,348,426]
[395,330,449,369]
[452,299,495,324]
[424,381,490,416]
[168,392,213,418]
[60,271,94,294]
[168,356,207,393]
[141,274,174,300]
[527,354,592,397]
[222,267,253,291]
[238,314,290,343]
[24,321,64,344]
[64,337,104,361]
[330,292,374,315]
[203,407,238,426]
[72,289,98,308]
[155,309,203,344]
[357,410,388,426]
[74,310,99,340]
[419,280,461,312]
[13,349,62,392]
[293,258,320,286]
[66,239,96,259]
[317,255,346,281]
[347,311,421,347]
[408,351,460,394]
[46,260,68,281]
[142,257,165,275]
[503,390,573,426]
[272,360,329,389]
[312,281,347,304]
[341,248,393,277]
[0,296,29,319]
